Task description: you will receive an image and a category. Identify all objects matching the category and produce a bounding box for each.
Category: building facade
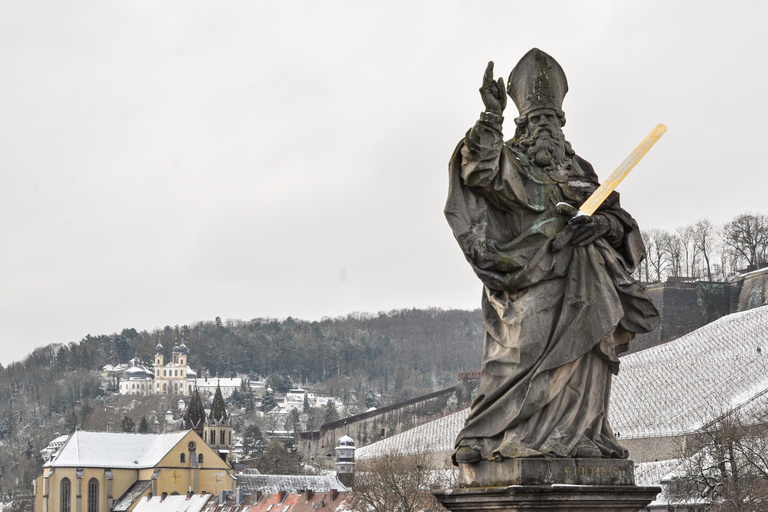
[34,430,235,512]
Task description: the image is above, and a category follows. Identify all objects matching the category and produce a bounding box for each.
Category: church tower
[204,383,232,464]
[181,388,206,438]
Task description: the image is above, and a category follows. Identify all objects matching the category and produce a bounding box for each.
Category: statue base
[459,458,635,487]
[432,459,659,511]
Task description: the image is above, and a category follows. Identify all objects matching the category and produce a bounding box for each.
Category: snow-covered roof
[357,408,469,459]
[195,378,241,388]
[45,434,70,448]
[112,481,153,512]
[358,305,768,458]
[235,473,348,494]
[44,431,189,469]
[132,494,213,512]
[612,304,768,438]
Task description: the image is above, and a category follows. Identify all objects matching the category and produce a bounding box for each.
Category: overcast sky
[1,1,765,365]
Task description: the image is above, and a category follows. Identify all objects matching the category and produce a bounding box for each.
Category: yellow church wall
[34,431,234,512]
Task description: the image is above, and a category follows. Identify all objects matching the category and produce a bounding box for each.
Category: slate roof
[132,494,214,512]
[235,472,348,494]
[112,481,153,512]
[611,304,768,438]
[44,431,188,468]
[358,305,768,458]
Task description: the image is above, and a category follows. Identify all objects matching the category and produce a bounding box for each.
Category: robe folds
[445,125,660,461]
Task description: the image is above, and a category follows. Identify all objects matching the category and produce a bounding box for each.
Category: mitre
[507,48,568,116]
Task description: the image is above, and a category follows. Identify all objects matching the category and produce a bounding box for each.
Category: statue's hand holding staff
[480,61,506,116]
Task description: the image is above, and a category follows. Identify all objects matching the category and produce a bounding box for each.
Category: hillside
[0,307,484,500]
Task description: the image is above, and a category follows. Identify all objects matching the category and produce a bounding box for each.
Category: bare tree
[660,231,684,278]
[672,408,768,512]
[694,219,718,281]
[722,213,768,272]
[645,229,668,282]
[677,224,695,278]
[349,448,453,512]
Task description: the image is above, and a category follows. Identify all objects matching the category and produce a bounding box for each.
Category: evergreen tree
[255,440,302,475]
[262,390,277,412]
[138,416,149,433]
[121,416,135,432]
[303,394,310,413]
[242,424,265,458]
[284,409,301,443]
[322,400,340,424]
[64,410,78,433]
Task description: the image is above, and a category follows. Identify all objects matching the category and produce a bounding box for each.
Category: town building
[119,359,154,396]
[153,339,196,396]
[33,430,235,512]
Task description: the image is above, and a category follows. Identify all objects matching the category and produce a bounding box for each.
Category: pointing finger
[483,61,494,84]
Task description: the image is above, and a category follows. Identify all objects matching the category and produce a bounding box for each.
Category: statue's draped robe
[445,118,660,460]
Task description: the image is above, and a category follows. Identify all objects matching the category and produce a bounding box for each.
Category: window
[87,478,98,512]
[198,454,203,464]
[180,453,185,463]
[60,478,71,512]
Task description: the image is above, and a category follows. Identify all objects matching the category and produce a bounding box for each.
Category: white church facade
[113,339,197,396]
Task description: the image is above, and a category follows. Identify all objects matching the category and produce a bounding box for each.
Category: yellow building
[34,430,235,512]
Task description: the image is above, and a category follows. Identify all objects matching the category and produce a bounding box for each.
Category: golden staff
[553,123,666,249]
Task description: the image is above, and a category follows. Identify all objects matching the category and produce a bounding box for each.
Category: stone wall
[626,269,768,355]
[299,387,458,468]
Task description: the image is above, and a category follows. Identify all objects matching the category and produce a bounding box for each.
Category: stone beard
[445,49,659,465]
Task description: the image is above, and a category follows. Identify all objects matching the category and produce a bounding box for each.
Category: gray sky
[1,1,766,365]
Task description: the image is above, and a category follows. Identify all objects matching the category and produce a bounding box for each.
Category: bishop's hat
[507,48,568,116]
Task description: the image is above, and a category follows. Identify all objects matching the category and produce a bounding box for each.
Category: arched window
[60,478,71,512]
[180,453,186,463]
[174,370,178,377]
[198,453,204,464]
[87,478,99,512]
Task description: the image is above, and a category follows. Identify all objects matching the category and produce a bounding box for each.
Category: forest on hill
[0,307,484,503]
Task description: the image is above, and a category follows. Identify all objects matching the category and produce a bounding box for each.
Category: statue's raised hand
[480,61,506,116]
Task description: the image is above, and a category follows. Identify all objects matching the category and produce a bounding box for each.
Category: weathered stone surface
[446,48,660,462]
[458,458,635,487]
[432,484,660,512]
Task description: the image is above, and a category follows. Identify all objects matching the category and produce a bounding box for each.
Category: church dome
[172,344,180,354]
[178,340,188,355]
[156,341,163,354]
[123,365,153,380]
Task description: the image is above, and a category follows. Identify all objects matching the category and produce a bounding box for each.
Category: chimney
[146,494,153,501]
[306,490,314,500]
[278,491,286,502]
[331,489,339,501]
[236,488,243,505]
[186,491,192,500]
[256,491,263,502]
[219,491,227,505]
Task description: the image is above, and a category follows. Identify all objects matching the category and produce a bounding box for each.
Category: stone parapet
[458,458,635,487]
[433,484,660,512]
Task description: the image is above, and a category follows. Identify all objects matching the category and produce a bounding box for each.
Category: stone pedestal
[432,459,659,512]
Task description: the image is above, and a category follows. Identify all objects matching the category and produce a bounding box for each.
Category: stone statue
[446,48,660,464]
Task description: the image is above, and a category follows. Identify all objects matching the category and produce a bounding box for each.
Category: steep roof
[611,304,768,438]
[44,431,188,469]
[208,385,228,423]
[184,389,206,430]
[358,305,768,458]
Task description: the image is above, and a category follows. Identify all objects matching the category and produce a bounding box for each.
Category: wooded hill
[0,307,484,502]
